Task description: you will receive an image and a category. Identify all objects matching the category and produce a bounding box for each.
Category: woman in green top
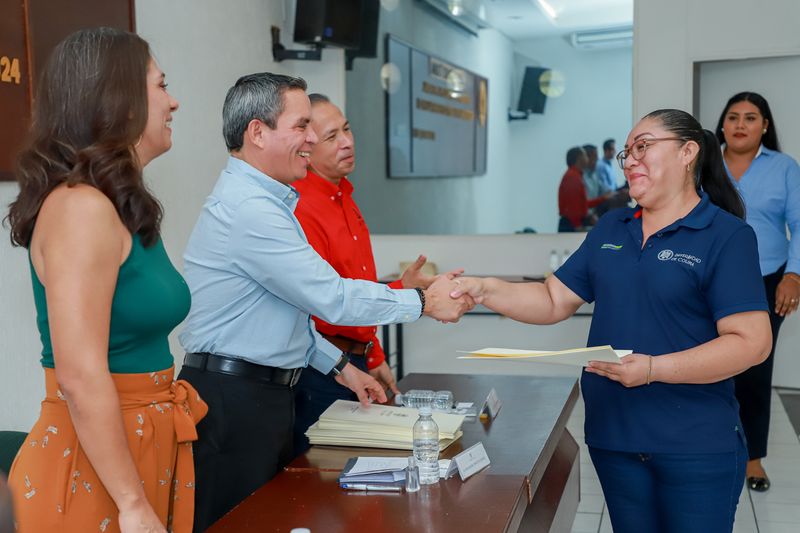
[5,28,206,533]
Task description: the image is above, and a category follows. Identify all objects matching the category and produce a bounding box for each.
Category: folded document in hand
[458,345,631,367]
[306,400,465,451]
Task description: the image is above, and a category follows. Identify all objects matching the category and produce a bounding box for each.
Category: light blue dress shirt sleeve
[228,197,420,327]
[783,159,800,274]
[595,159,616,194]
[180,157,420,374]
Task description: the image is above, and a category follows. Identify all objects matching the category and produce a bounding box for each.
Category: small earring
[134,135,143,148]
[686,164,690,173]
[762,128,767,134]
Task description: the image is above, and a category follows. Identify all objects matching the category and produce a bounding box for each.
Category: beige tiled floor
[569,389,800,533]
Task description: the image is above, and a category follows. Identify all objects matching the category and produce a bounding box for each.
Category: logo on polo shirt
[657,249,674,261]
[600,243,623,251]
[658,249,702,267]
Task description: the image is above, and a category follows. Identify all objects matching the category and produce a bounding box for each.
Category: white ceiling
[483,0,633,41]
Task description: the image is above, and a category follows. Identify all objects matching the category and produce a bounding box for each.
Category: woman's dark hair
[6,27,163,248]
[714,91,780,152]
[644,109,745,219]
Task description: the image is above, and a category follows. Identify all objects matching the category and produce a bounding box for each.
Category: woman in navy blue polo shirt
[452,109,772,533]
[715,92,800,492]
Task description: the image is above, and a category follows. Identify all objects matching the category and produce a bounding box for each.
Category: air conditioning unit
[570,27,633,50]
[417,0,489,35]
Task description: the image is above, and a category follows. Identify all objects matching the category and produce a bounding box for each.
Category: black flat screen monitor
[295,0,362,49]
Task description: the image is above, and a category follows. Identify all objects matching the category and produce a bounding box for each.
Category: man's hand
[400,255,436,289]
[423,274,475,322]
[335,363,388,405]
[369,361,401,395]
[400,255,465,290]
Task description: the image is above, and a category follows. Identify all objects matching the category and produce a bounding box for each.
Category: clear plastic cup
[433,390,454,412]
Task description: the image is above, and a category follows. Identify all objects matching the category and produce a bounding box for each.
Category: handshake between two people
[339,258,482,406]
[396,254,476,323]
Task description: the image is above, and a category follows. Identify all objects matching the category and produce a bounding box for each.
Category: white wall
[634,0,800,387]
[633,0,800,119]
[0,0,346,431]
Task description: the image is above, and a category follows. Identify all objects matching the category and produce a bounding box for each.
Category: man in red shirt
[558,146,609,231]
[291,94,440,453]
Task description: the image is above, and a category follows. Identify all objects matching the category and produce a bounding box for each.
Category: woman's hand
[775,274,800,317]
[118,500,166,533]
[585,354,652,387]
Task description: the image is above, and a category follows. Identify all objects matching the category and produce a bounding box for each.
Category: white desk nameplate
[481,388,502,419]
[444,442,491,481]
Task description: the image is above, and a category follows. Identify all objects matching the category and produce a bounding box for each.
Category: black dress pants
[177,365,295,532]
[734,264,785,460]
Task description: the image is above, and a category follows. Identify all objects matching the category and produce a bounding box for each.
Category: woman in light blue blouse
[716,92,800,492]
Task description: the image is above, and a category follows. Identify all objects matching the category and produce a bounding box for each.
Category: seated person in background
[582,144,602,200]
[558,146,608,231]
[178,73,472,531]
[291,94,450,453]
[595,138,619,194]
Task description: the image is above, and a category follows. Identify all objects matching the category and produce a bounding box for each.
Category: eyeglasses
[616,137,685,169]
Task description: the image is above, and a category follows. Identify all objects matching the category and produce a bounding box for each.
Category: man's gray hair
[308,93,330,106]
[222,72,307,151]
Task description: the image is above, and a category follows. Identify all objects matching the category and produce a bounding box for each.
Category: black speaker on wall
[345,0,380,70]
[517,67,549,114]
[294,0,363,49]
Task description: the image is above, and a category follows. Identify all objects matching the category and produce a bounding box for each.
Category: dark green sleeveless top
[31,234,191,373]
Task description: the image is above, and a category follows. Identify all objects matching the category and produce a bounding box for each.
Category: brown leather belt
[320,334,373,357]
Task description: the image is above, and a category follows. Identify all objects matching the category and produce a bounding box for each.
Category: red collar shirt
[558,165,605,229]
[293,170,402,369]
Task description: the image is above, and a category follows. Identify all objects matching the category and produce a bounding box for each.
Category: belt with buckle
[183,352,303,387]
[320,334,373,357]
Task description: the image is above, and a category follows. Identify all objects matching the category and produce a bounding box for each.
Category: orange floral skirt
[8,366,207,532]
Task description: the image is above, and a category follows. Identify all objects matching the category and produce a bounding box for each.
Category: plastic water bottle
[413,406,440,485]
[395,389,435,409]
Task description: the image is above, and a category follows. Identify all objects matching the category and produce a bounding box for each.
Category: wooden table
[208,373,580,532]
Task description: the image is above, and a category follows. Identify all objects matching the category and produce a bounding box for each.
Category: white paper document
[458,345,631,367]
[348,457,409,476]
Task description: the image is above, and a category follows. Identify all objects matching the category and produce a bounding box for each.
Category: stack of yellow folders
[305,400,465,451]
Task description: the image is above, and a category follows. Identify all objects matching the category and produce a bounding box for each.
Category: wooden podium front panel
[0,0,134,181]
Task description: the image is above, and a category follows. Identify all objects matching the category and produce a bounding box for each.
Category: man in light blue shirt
[178,73,471,530]
[582,144,602,199]
[595,138,618,194]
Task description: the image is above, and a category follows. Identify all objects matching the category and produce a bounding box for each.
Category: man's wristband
[329,352,350,377]
[414,287,426,317]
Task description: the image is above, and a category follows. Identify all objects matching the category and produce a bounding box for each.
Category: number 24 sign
[1,56,22,84]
